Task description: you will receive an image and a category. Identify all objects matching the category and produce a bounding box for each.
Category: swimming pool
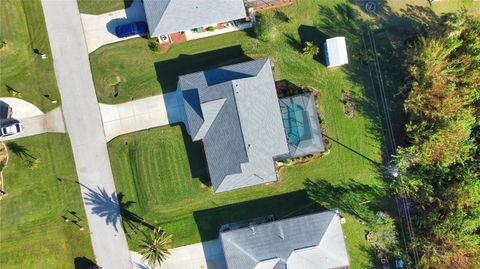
[281,104,312,145]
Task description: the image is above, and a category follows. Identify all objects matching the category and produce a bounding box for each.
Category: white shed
[324,37,348,68]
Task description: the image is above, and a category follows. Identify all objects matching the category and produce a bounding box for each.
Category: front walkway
[184,22,253,41]
[80,0,146,53]
[41,0,132,267]
[99,92,184,141]
[130,239,226,269]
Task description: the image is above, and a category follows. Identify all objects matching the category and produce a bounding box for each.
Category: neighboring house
[176,59,324,193]
[220,211,350,269]
[324,37,349,68]
[143,0,250,43]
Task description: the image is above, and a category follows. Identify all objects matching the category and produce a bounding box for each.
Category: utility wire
[362,21,421,267]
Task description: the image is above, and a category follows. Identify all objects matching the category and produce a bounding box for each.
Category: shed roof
[143,0,247,37]
[177,59,289,193]
[324,37,348,67]
[220,211,350,269]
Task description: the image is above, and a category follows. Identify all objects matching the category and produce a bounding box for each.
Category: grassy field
[0,0,60,112]
[77,0,133,15]
[0,135,95,268]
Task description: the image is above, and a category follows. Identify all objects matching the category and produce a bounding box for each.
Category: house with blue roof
[176,58,325,193]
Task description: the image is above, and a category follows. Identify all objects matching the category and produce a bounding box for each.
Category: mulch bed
[342,89,355,118]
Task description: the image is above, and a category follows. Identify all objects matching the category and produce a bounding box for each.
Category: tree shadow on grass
[81,184,153,236]
[315,3,440,160]
[73,256,96,269]
[304,178,388,223]
[284,25,330,65]
[153,45,252,92]
[6,141,36,160]
[193,190,324,242]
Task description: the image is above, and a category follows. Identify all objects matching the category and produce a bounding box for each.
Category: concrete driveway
[0,108,65,141]
[80,0,146,53]
[0,98,65,141]
[0,97,43,119]
[99,92,184,141]
[130,239,226,269]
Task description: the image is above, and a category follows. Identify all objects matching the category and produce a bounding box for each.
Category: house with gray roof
[177,58,325,193]
[220,211,350,269]
[143,0,249,42]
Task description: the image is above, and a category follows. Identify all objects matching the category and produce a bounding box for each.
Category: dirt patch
[342,88,355,118]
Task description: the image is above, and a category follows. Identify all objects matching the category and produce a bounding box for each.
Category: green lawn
[0,0,60,112]
[108,121,383,269]
[90,32,253,104]
[77,0,133,15]
[0,134,95,268]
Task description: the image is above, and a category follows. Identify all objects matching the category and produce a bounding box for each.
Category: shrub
[303,41,319,56]
[206,26,215,32]
[253,14,275,42]
[148,41,160,52]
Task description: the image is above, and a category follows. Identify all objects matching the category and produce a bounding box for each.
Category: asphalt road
[41,0,132,268]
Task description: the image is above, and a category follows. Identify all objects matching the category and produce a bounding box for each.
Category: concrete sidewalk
[99,93,183,141]
[130,239,226,269]
[80,0,146,53]
[41,0,132,268]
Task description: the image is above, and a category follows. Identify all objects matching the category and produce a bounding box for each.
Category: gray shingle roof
[220,211,350,269]
[143,0,247,37]
[276,93,325,159]
[177,59,289,193]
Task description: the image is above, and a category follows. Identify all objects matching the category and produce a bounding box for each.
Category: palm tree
[139,227,172,268]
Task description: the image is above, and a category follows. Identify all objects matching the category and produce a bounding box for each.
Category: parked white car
[0,121,24,138]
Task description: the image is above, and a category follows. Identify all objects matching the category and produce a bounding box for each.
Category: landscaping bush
[253,14,275,42]
[148,41,160,52]
[303,41,319,56]
[206,26,215,32]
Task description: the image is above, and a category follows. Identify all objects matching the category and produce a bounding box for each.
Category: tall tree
[139,227,172,268]
[395,11,480,268]
[401,12,479,167]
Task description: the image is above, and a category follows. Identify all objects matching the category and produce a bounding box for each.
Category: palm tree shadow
[82,184,153,235]
[6,141,36,160]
